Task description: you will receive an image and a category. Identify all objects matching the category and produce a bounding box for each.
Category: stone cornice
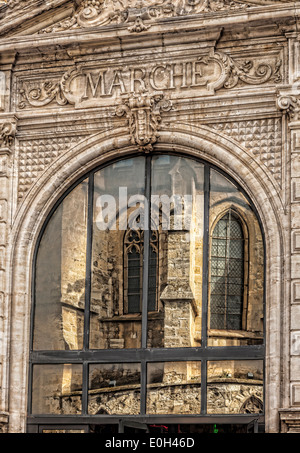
[0,0,74,37]
[0,2,298,54]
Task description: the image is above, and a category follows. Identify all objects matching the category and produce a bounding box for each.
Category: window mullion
[141,155,151,349]
[83,173,94,351]
[201,164,210,415]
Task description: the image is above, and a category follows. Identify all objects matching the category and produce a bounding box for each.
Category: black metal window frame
[27,152,266,430]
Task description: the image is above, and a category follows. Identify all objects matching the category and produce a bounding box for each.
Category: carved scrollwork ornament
[39,0,253,34]
[277,93,300,122]
[0,122,16,149]
[210,51,273,90]
[115,90,172,153]
[18,79,68,109]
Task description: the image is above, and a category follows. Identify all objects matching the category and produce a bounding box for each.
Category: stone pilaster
[0,115,16,432]
[277,86,300,429]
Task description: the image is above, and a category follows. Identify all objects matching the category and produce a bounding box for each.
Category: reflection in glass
[147,361,201,414]
[33,181,88,350]
[32,364,83,414]
[210,212,244,330]
[208,170,264,346]
[42,429,86,433]
[207,360,263,414]
[90,158,146,349]
[149,156,204,348]
[88,363,141,415]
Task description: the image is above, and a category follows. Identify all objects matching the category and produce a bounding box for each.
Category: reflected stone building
[0,0,299,433]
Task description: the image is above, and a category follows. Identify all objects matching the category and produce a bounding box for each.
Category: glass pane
[88,363,141,415]
[147,361,201,414]
[148,156,204,348]
[34,181,88,350]
[208,170,264,346]
[207,360,264,414]
[90,157,146,349]
[32,364,83,414]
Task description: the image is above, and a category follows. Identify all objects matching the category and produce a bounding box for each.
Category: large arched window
[28,155,265,433]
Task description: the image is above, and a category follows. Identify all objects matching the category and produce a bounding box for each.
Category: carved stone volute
[0,121,16,150]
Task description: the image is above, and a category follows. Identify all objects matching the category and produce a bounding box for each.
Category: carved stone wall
[18,135,86,200]
[209,118,283,186]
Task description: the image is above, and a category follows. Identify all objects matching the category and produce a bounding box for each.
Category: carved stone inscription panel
[16,50,282,111]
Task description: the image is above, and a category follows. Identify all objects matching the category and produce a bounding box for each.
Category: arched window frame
[208,206,249,333]
[28,156,265,431]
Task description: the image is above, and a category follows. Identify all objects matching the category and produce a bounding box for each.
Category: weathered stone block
[291,384,300,406]
[291,332,300,355]
[290,357,300,381]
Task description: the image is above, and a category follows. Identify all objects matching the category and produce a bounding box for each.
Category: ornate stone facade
[0,0,299,433]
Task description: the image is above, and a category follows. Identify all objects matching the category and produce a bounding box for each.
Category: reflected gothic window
[210,210,246,331]
[124,229,158,314]
[124,229,143,314]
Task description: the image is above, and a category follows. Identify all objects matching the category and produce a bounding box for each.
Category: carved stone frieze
[115,90,172,152]
[0,122,16,150]
[17,51,280,110]
[38,0,272,34]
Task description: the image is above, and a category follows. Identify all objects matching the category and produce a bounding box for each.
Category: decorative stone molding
[0,412,8,433]
[280,409,300,433]
[37,0,293,34]
[115,90,172,152]
[0,121,16,150]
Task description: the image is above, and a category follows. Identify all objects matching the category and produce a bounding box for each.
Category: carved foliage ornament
[18,51,280,110]
[115,90,172,152]
[40,0,257,34]
[0,122,16,149]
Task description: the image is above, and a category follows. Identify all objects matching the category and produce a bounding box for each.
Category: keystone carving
[0,122,16,149]
[115,90,172,152]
